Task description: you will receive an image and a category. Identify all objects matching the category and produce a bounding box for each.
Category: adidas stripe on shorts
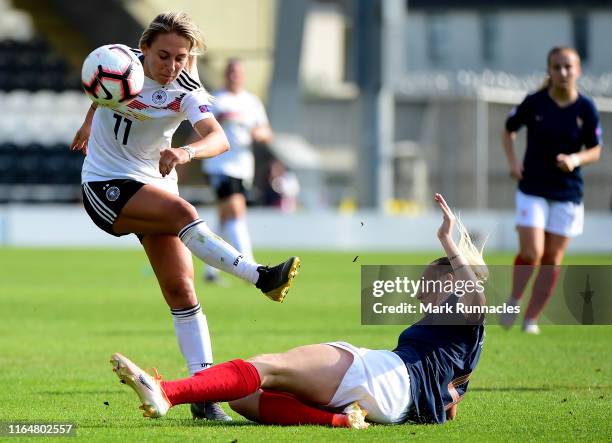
[82,179,145,236]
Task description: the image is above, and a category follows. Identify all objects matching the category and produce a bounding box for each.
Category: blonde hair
[431,216,489,281]
[139,11,205,72]
[540,46,581,90]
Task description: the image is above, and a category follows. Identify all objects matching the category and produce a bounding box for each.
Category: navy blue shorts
[82,179,145,236]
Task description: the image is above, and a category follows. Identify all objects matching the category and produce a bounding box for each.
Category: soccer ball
[81,44,144,108]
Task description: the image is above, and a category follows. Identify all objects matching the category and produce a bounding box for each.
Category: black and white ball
[81,44,144,108]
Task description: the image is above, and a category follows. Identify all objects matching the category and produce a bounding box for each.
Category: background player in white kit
[203,59,273,283]
[70,11,300,421]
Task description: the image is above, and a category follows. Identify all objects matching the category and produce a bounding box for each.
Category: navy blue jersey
[393,295,485,424]
[505,89,601,203]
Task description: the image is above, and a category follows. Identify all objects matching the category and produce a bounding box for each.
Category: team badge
[106,186,121,201]
[152,89,168,105]
[199,105,210,113]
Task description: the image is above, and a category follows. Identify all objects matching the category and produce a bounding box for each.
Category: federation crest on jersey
[152,89,168,105]
[106,186,121,201]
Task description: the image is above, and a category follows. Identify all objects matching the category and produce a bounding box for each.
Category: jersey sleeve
[181,89,215,126]
[505,95,532,132]
[582,98,603,149]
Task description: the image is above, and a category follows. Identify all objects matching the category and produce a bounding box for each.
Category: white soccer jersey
[203,88,269,182]
[82,51,213,194]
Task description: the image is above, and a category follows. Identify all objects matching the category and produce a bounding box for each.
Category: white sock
[171,303,213,375]
[224,217,254,261]
[179,219,260,284]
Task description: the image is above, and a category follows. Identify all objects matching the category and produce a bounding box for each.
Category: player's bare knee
[159,276,197,307]
[228,393,260,421]
[165,199,198,228]
[520,250,541,264]
[541,254,561,266]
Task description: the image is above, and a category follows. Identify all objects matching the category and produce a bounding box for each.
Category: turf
[0,248,610,442]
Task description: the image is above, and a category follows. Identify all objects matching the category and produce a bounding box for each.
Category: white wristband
[569,153,581,169]
[180,146,196,161]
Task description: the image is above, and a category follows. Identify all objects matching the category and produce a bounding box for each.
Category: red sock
[160,359,260,406]
[525,264,561,320]
[511,254,537,300]
[258,390,349,427]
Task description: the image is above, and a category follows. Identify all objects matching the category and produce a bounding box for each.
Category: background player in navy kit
[501,47,602,334]
[110,193,488,427]
[202,59,273,283]
[70,11,300,421]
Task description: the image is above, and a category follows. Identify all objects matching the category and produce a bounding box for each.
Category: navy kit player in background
[501,47,602,334]
[70,11,300,421]
[202,59,273,284]
[109,194,487,428]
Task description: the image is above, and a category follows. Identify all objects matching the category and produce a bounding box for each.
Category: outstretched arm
[435,193,486,316]
[70,103,97,155]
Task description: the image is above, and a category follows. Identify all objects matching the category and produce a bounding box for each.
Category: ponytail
[455,215,488,281]
[431,216,489,282]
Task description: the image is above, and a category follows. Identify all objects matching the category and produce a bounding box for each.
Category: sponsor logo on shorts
[106,186,121,202]
[152,89,168,105]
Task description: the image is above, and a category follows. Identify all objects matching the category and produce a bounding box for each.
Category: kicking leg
[114,185,300,301]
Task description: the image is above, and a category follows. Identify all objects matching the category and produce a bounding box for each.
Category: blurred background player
[111,193,488,427]
[501,47,602,334]
[202,58,273,283]
[263,159,301,212]
[71,11,300,421]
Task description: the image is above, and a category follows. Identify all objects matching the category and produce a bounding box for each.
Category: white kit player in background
[70,12,300,422]
[202,59,273,283]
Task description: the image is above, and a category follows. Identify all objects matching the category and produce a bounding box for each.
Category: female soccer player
[70,11,300,420]
[110,193,488,427]
[202,58,273,284]
[501,47,602,334]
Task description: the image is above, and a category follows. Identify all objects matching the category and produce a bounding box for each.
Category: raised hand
[434,193,455,240]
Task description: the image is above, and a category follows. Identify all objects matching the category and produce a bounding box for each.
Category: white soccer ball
[81,44,144,108]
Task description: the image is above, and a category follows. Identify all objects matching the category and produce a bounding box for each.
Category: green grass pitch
[0,248,610,441]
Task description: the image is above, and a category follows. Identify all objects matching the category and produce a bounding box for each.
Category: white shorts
[325,342,413,424]
[515,190,584,237]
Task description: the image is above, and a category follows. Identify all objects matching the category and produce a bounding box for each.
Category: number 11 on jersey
[112,113,133,145]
